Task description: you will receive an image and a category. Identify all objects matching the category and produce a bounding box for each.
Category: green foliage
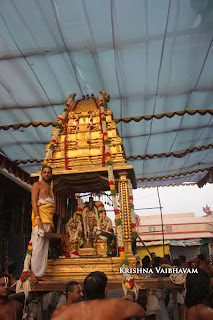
[115,218,122,226]
[121,258,129,266]
[111,189,116,196]
[132,231,138,239]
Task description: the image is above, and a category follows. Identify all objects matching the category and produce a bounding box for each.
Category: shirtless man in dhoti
[30,166,56,283]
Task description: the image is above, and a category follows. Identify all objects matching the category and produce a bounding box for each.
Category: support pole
[137,235,151,255]
[157,186,165,256]
[118,171,132,254]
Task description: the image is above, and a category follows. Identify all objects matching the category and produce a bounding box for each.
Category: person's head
[178,255,186,264]
[88,271,107,287]
[164,254,170,261]
[84,271,107,300]
[41,166,53,183]
[185,269,211,308]
[0,274,11,298]
[88,197,94,209]
[173,259,181,267]
[197,253,205,263]
[153,256,162,268]
[66,281,84,304]
[189,261,196,269]
[142,255,150,268]
[8,263,16,276]
[150,252,156,260]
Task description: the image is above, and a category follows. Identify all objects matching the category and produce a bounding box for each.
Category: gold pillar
[118,171,132,254]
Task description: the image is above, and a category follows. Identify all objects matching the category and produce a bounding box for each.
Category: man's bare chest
[0,304,17,320]
[39,185,53,199]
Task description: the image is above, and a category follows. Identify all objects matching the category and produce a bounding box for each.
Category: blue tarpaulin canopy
[0,0,213,187]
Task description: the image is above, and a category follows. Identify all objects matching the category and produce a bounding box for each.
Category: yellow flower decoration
[120,251,126,260]
[124,282,131,289]
[132,227,136,232]
[28,245,32,250]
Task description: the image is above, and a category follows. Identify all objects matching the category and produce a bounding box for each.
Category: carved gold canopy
[31,94,136,193]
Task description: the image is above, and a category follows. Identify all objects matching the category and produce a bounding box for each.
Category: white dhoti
[31,196,55,278]
[31,224,52,277]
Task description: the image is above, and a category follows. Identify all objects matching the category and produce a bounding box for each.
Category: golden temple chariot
[31,91,138,280]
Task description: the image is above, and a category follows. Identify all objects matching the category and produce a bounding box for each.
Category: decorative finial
[91,93,94,99]
[99,90,110,111]
[86,94,89,100]
[82,95,85,100]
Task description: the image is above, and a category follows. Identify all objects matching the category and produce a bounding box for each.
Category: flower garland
[20,241,32,282]
[97,91,135,291]
[94,98,105,167]
[16,237,33,296]
[63,251,80,258]
[64,115,71,170]
[88,113,94,141]
[41,93,76,171]
[127,179,138,239]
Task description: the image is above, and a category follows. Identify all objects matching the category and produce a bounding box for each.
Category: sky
[104,183,213,220]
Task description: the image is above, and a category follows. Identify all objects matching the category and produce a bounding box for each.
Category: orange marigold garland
[94,98,105,167]
[98,91,136,293]
[16,238,33,296]
[64,115,71,170]
[127,179,138,239]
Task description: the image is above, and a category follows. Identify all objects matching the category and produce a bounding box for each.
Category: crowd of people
[0,270,145,320]
[137,252,213,320]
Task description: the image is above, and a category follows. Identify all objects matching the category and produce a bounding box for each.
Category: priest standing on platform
[31,166,56,283]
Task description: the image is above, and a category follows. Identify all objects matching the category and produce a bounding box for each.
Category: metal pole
[137,235,151,255]
[157,186,165,256]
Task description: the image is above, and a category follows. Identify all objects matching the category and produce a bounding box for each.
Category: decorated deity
[84,197,98,237]
[66,196,113,250]
[66,214,83,247]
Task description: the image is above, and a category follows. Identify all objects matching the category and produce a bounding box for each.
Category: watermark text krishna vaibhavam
[120,267,198,274]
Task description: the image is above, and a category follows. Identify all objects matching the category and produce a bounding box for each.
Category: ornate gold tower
[31,92,138,280]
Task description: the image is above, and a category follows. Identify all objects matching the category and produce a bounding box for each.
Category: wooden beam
[31,278,182,292]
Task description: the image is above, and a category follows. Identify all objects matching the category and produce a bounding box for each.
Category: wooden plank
[31,278,182,292]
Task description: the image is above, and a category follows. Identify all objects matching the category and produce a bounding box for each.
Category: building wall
[138,213,213,241]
